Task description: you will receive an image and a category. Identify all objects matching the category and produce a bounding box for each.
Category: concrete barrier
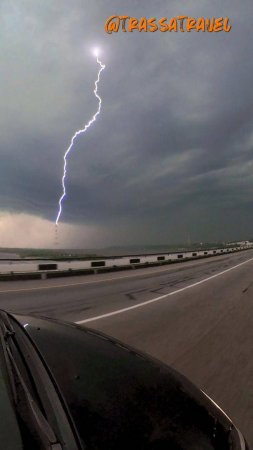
[0,245,252,281]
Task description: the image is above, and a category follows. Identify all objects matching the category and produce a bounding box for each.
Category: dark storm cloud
[1,0,253,245]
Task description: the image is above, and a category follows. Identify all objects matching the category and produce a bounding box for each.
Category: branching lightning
[55,49,105,225]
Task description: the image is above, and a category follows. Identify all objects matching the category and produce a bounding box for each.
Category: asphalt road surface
[0,250,253,446]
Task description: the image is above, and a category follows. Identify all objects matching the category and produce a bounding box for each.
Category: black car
[0,310,248,450]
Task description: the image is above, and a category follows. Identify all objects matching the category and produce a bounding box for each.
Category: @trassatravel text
[104,16,232,34]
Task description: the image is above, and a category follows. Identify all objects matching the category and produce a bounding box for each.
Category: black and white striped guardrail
[0,245,252,279]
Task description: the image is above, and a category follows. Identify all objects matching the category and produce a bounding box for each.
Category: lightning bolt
[55,54,105,225]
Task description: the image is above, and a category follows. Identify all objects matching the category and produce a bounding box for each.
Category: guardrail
[0,245,252,281]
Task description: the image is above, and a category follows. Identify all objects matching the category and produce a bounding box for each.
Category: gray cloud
[1,0,253,247]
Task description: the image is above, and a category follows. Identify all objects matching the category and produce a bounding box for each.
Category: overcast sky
[1,0,253,248]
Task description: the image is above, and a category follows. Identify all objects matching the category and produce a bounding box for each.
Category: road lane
[0,250,252,323]
[76,254,253,324]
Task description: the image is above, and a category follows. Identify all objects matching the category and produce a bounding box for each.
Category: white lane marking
[75,256,253,324]
[0,258,223,294]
